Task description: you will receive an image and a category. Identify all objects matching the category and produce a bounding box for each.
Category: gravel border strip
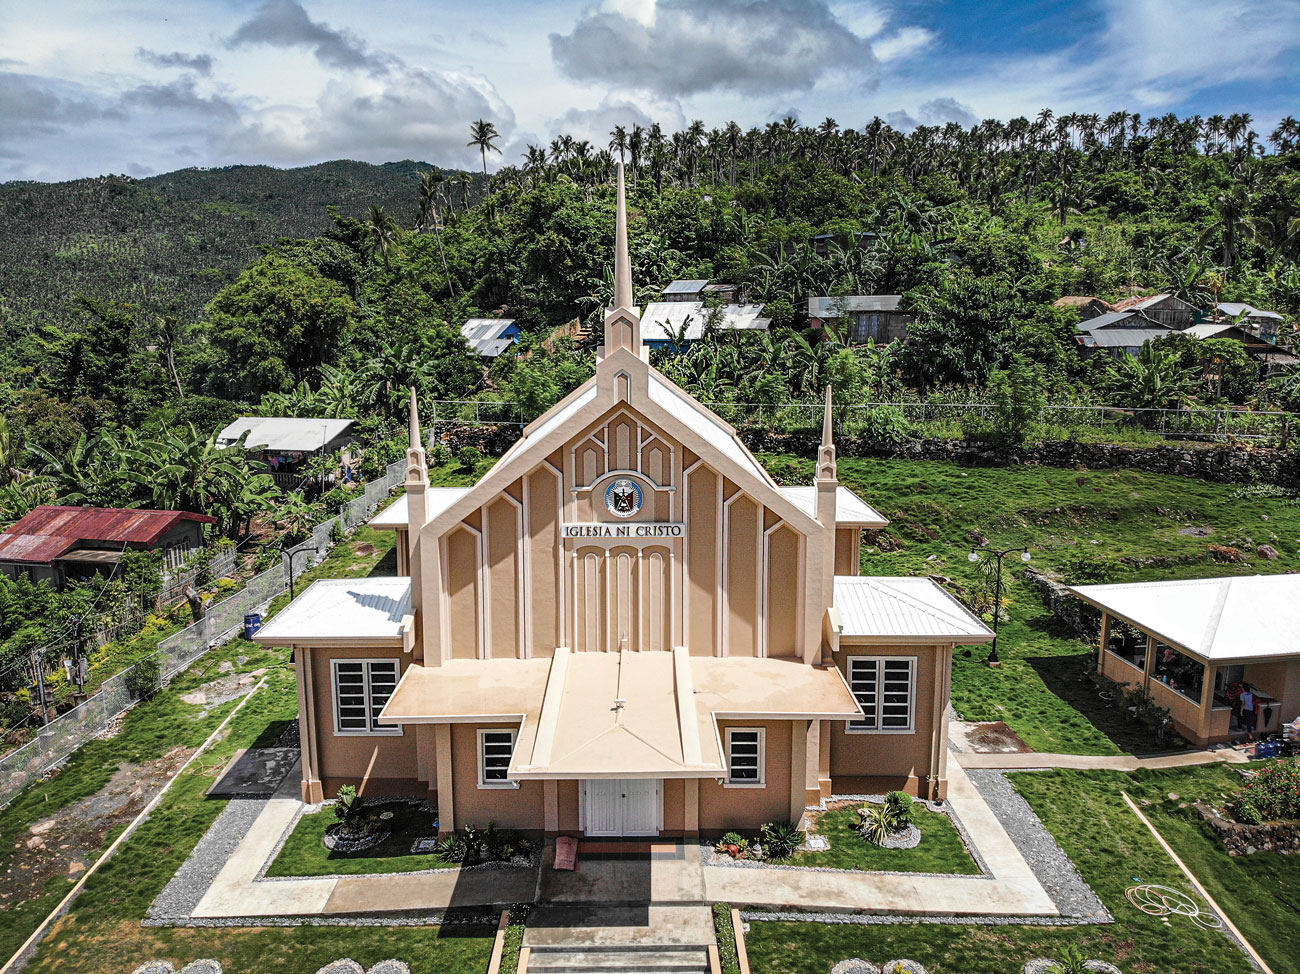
[963,770,1111,923]
[144,910,509,929]
[148,797,270,922]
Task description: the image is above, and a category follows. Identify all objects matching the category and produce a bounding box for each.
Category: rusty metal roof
[0,506,216,565]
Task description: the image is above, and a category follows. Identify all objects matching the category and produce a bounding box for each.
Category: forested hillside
[0,160,485,329]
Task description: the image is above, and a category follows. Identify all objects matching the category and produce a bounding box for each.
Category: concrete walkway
[703,760,1058,917]
[185,756,1062,920]
[953,745,1251,771]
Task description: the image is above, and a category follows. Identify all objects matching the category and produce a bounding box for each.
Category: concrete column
[435,723,455,835]
[684,778,699,838]
[789,719,810,825]
[296,646,324,804]
[817,719,832,801]
[1098,612,1110,673]
[1197,662,1216,746]
[803,718,822,807]
[396,528,410,576]
[544,780,559,836]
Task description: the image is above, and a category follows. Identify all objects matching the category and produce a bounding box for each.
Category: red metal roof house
[0,506,216,587]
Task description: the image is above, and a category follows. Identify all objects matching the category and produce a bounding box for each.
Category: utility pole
[30,650,50,725]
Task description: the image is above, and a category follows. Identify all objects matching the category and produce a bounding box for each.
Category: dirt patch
[965,721,1033,753]
[1178,526,1214,537]
[351,542,377,557]
[178,670,263,716]
[2,745,195,910]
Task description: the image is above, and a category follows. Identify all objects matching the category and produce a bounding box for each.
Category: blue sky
[1,0,1297,182]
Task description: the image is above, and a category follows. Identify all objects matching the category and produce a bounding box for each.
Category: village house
[1052,295,1113,319]
[461,317,522,357]
[0,505,215,586]
[1109,293,1197,330]
[660,280,741,304]
[253,165,993,840]
[639,300,770,352]
[1207,302,1287,342]
[807,295,914,345]
[1182,322,1299,371]
[1072,575,1300,747]
[217,417,357,490]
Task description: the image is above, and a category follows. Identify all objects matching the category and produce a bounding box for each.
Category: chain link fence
[0,458,408,810]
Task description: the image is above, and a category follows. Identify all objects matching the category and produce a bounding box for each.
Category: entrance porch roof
[377,647,862,780]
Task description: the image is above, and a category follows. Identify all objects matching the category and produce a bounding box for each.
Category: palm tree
[417,170,455,295]
[608,125,628,165]
[366,205,400,272]
[1106,343,1197,411]
[1199,187,1252,269]
[467,119,502,177]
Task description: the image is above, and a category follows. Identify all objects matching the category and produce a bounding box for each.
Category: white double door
[583,778,661,836]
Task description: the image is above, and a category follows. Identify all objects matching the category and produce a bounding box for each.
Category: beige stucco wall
[835,527,861,575]
[306,646,419,798]
[828,645,943,797]
[449,722,545,831]
[698,719,794,833]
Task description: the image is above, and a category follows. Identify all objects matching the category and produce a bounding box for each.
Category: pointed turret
[816,385,839,666]
[405,387,428,636]
[406,387,428,488]
[816,385,837,483]
[602,162,642,358]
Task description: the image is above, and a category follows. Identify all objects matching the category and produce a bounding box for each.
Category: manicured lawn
[758,455,1300,756]
[746,764,1265,974]
[266,801,457,877]
[784,805,979,875]
[1035,763,1300,974]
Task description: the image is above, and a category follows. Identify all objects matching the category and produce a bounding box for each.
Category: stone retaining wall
[1022,568,1100,642]
[432,422,1300,490]
[1195,803,1300,856]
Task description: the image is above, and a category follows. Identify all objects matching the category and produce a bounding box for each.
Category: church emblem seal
[605,478,643,518]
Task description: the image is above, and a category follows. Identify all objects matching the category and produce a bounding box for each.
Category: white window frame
[846,656,916,734]
[724,727,766,787]
[477,728,520,789]
[330,658,402,736]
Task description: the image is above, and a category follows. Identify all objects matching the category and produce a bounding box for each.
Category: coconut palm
[467,119,502,177]
[417,170,456,296]
[365,205,401,272]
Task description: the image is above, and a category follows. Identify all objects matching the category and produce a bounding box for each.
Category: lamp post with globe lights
[967,547,1032,666]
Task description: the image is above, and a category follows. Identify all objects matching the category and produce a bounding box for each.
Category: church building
[254,165,993,838]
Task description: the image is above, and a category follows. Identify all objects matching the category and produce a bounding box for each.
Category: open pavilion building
[254,164,992,838]
[1072,574,1300,746]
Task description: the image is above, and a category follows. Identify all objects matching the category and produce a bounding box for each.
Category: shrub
[438,832,467,862]
[334,784,360,824]
[123,655,161,701]
[859,405,913,448]
[1049,945,1088,974]
[429,442,453,466]
[860,805,895,845]
[885,791,914,830]
[456,445,483,469]
[1231,796,1263,825]
[712,902,741,974]
[1236,761,1300,821]
[759,821,804,860]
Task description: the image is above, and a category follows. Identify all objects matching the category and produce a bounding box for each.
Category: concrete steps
[526,944,711,973]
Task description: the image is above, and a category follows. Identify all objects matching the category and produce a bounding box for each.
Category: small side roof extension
[834,576,993,644]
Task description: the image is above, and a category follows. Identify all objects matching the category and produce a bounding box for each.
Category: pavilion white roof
[217,417,356,453]
[778,486,888,527]
[1070,574,1300,663]
[253,577,412,646]
[640,301,770,342]
[834,576,993,644]
[368,489,471,529]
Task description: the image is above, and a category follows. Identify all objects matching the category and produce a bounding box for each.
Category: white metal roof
[253,577,412,645]
[640,302,770,342]
[808,295,903,317]
[1070,574,1300,663]
[461,318,518,356]
[368,489,472,529]
[778,486,888,527]
[1184,323,1247,340]
[663,279,709,294]
[216,417,356,452]
[834,576,993,644]
[1216,302,1282,320]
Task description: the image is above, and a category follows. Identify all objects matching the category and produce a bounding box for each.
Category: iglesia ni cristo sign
[562,523,684,540]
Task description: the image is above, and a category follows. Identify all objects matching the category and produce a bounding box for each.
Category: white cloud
[873,26,935,63]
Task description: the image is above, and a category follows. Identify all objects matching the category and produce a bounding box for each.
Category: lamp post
[285,545,320,601]
[967,546,1032,666]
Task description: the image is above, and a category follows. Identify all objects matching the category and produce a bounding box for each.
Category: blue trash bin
[244,613,262,638]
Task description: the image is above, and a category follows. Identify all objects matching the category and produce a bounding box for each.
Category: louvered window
[725,728,765,786]
[847,657,916,733]
[478,729,519,788]
[331,659,401,735]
